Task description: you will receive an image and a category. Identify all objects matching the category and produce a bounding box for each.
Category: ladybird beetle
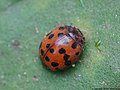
[39,25,85,71]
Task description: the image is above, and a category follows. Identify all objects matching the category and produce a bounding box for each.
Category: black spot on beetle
[45,56,50,61]
[49,48,54,53]
[59,48,66,54]
[48,34,54,39]
[65,61,71,66]
[71,42,77,49]
[76,52,80,55]
[51,62,59,67]
[46,44,50,48]
[63,54,70,61]
[41,49,44,56]
[59,27,64,30]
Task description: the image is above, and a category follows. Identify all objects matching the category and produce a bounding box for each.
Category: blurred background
[0,0,120,90]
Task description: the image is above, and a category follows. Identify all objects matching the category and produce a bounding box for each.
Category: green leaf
[0,0,120,90]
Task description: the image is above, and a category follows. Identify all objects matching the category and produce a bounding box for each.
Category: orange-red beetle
[39,25,85,71]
